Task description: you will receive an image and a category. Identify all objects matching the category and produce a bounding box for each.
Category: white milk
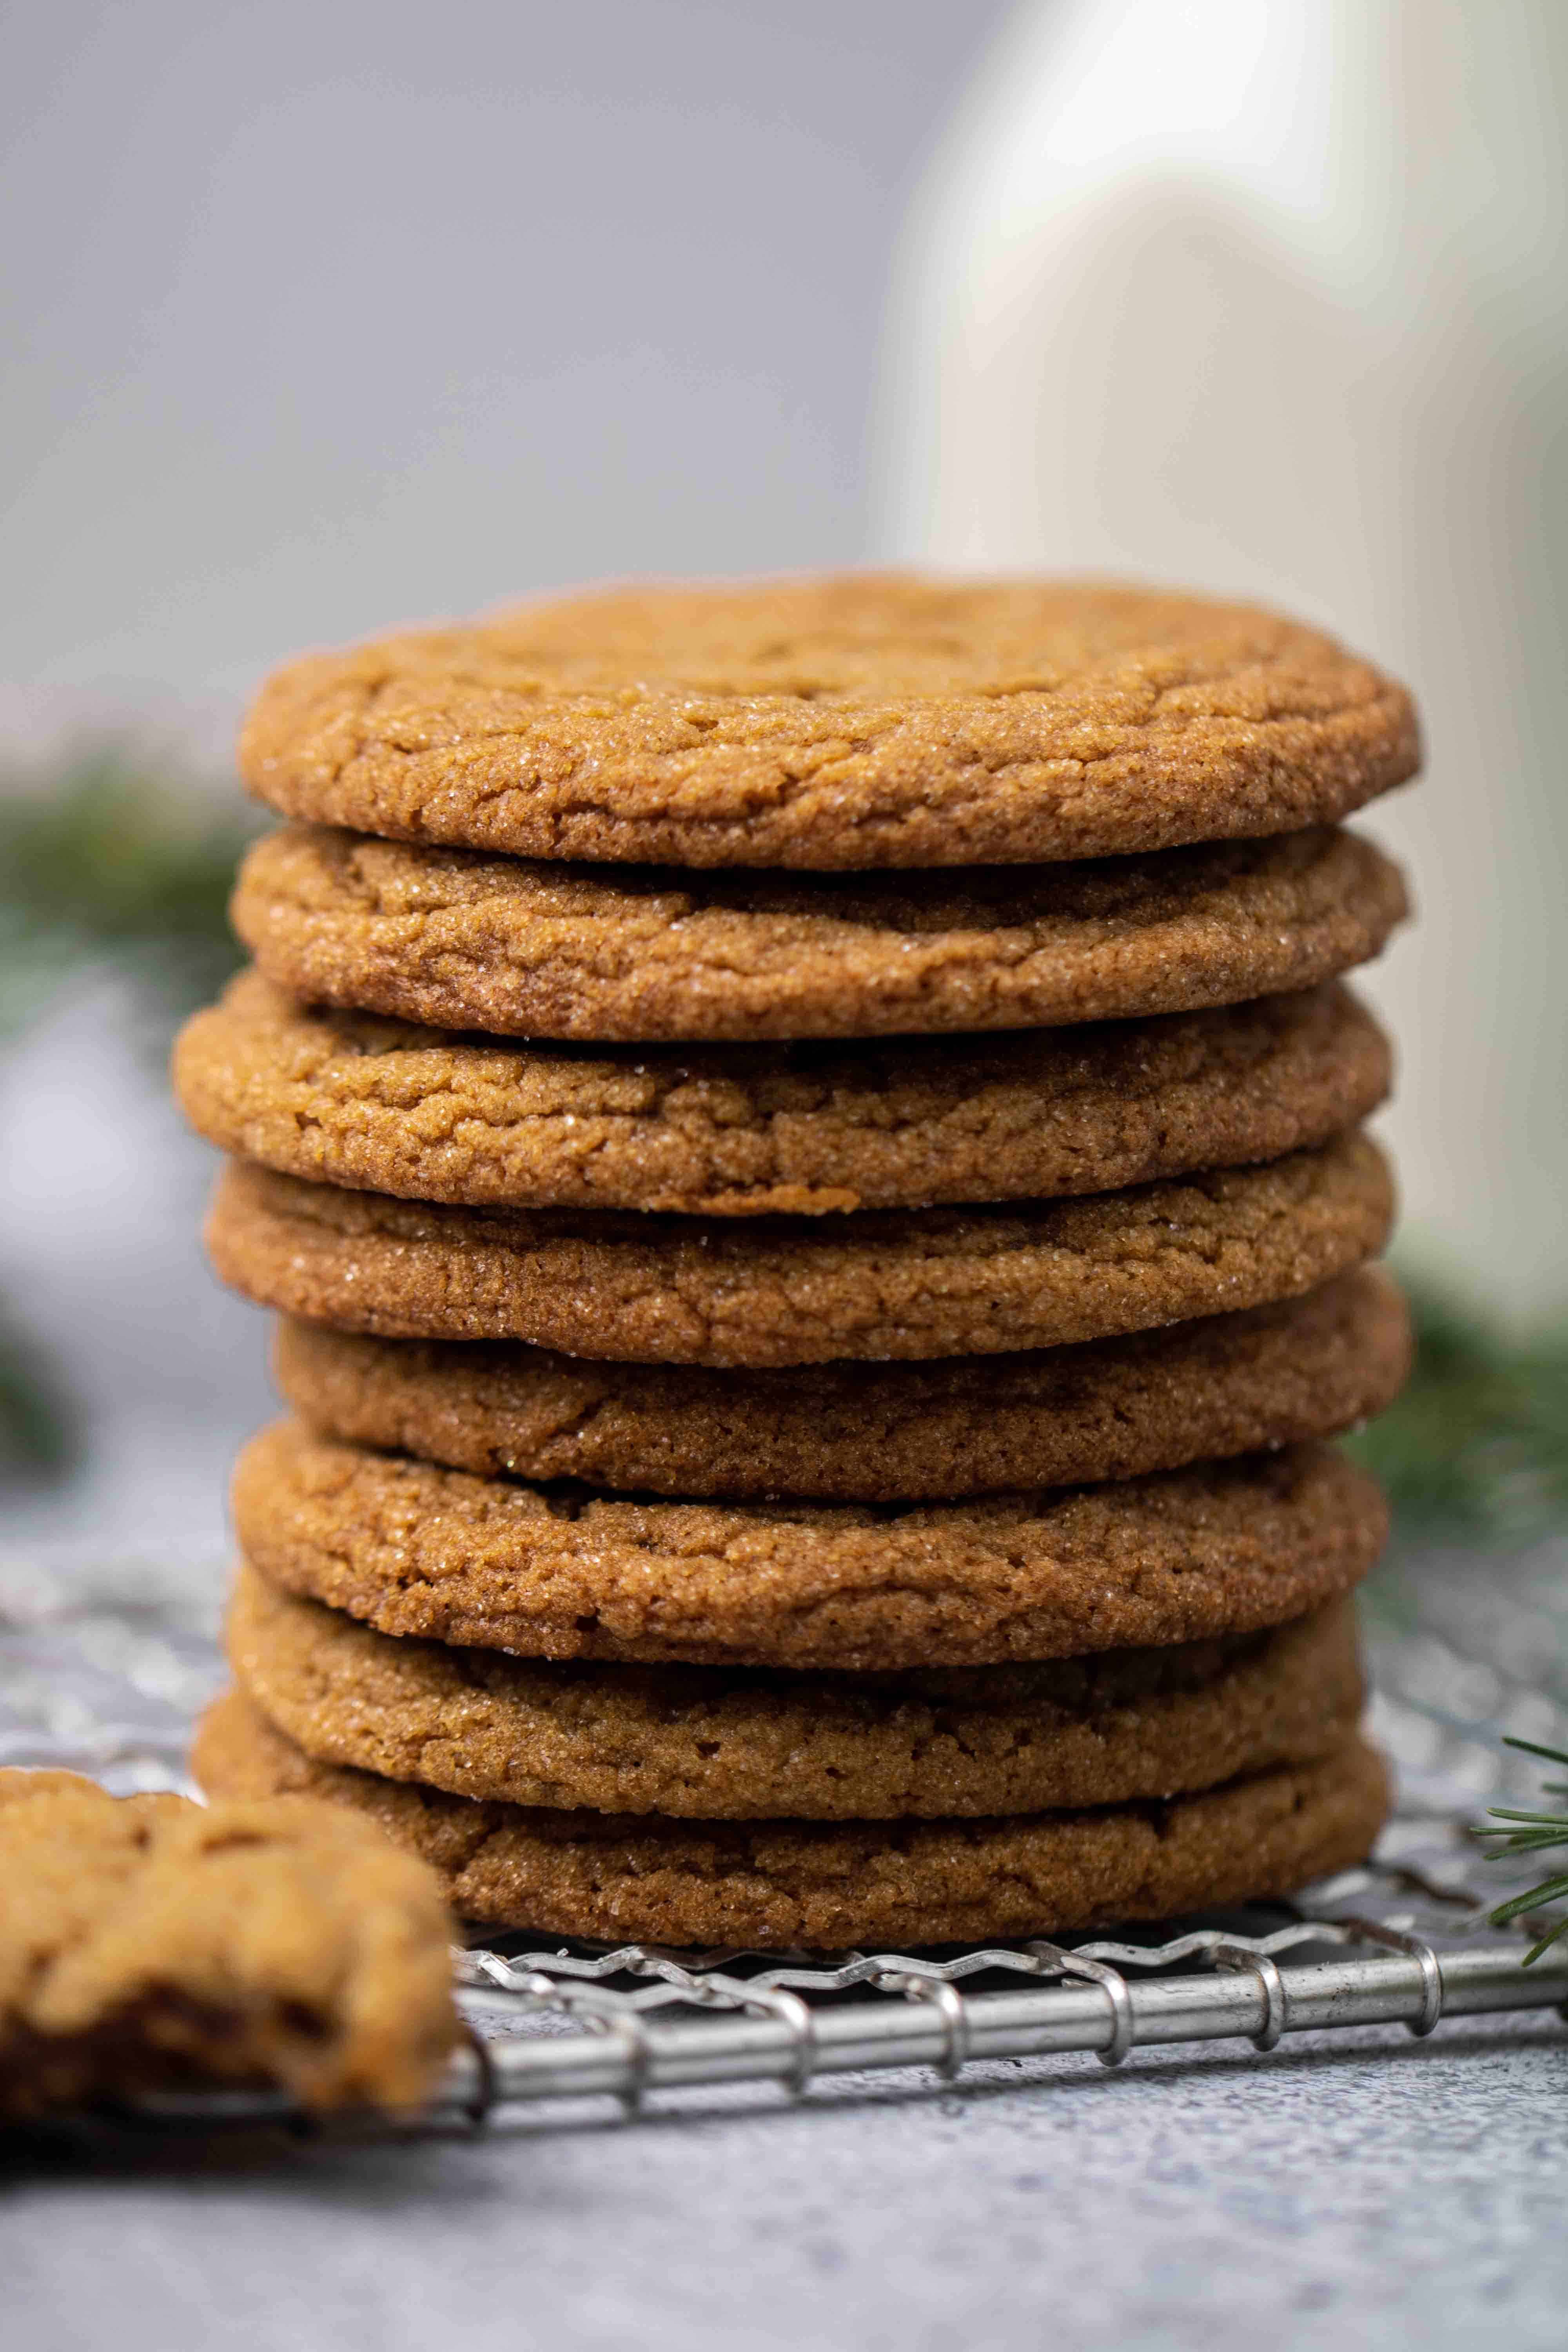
[877,0,1568,1320]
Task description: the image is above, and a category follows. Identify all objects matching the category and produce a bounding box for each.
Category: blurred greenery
[0,746,259,1047]
[1345,1282,1568,1542]
[1,746,1567,1542]
[0,746,261,1471]
[0,1299,80,1478]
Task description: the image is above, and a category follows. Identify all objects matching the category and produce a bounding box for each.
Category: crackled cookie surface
[273,1268,1410,1499]
[229,822,1408,1042]
[176,970,1390,1216]
[207,1135,1394,1366]
[232,1422,1387,1671]
[229,1566,1363,1820]
[196,1695,1392,1947]
[238,575,1419,871]
[0,1769,455,2118]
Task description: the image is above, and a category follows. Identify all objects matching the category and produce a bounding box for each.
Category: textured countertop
[7,2006,1566,2352]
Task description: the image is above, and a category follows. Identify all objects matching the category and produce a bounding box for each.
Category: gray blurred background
[4,0,1001,710]
[0,0,1007,1574]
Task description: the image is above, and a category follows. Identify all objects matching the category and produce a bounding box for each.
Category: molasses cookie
[227,1565,1364,1820]
[239,575,1419,871]
[207,1135,1395,1366]
[272,1267,1410,1499]
[196,1693,1392,1948]
[177,970,1391,1216]
[231,1422,1387,1671]
[229,822,1408,1042]
[0,1769,455,2117]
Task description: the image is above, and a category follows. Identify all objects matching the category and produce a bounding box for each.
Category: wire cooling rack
[101,1834,1568,2138]
[3,1544,1566,2137]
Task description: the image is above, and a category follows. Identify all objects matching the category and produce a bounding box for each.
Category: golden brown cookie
[0,1769,456,2118]
[238,575,1419,872]
[232,1422,1387,1671]
[177,970,1391,1217]
[273,1268,1410,1500]
[229,822,1408,1044]
[195,1694,1391,1947]
[207,1135,1394,1368]
[228,1565,1364,1821]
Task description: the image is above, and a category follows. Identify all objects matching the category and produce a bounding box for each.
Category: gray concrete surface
[7,2014,1565,2351]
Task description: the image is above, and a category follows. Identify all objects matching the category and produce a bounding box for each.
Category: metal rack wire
[441,1928,1561,2124]
[98,1826,1563,2140]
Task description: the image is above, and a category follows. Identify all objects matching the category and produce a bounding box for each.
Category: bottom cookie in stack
[197,1437,1392,1947]
[197,1690,1386,1951]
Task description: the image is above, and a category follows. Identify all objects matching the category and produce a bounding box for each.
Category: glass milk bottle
[877,0,1568,1320]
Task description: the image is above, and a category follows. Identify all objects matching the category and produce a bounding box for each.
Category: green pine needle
[1478,1739,1568,1961]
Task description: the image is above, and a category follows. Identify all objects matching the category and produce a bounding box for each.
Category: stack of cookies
[176,577,1419,1950]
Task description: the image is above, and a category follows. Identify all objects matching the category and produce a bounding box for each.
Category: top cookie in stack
[179,575,1418,1951]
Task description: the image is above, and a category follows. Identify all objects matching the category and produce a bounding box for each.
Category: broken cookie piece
[0,1769,457,2120]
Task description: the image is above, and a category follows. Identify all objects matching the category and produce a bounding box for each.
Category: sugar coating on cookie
[272,1268,1410,1499]
[0,1769,456,2117]
[196,1692,1392,1947]
[207,1134,1395,1366]
[227,822,1408,1042]
[176,969,1392,1216]
[231,1422,1388,1671]
[239,575,1419,871]
[228,1564,1365,1820]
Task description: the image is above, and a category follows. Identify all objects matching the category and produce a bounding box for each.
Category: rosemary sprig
[1479,1738,1568,1961]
